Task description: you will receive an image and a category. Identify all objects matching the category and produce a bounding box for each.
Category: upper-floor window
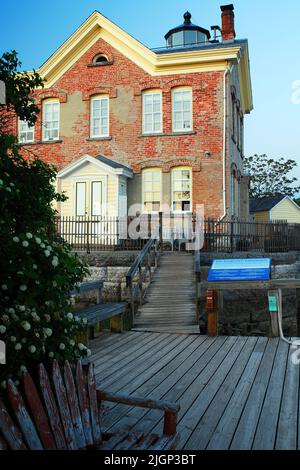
[172,88,192,132]
[142,90,162,134]
[142,168,162,212]
[90,95,109,138]
[42,99,60,141]
[19,119,34,143]
[172,167,192,212]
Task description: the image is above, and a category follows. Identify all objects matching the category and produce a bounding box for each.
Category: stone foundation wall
[77,251,151,303]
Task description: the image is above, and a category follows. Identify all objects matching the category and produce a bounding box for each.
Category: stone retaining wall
[77,251,151,303]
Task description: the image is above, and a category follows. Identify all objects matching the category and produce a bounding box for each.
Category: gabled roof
[250,195,291,213]
[31,10,253,114]
[57,154,133,178]
[95,155,132,172]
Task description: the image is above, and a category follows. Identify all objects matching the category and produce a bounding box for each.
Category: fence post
[230,217,234,253]
[86,219,90,254]
[159,211,163,253]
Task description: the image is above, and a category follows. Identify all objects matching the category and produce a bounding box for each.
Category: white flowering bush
[0,134,91,386]
[0,51,93,386]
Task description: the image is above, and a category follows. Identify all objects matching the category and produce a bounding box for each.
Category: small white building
[250,196,300,224]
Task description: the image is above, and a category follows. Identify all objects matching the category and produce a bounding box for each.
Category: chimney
[221,4,236,41]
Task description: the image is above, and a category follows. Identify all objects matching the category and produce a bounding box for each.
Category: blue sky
[1,0,299,180]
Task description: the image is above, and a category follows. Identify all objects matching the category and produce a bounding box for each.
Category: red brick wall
[18,38,227,218]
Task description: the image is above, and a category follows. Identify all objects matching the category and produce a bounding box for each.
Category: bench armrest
[97,389,179,436]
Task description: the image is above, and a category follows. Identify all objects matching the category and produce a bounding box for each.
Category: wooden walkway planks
[91,331,300,450]
[133,253,199,334]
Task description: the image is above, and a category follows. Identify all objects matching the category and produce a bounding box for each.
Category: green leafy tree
[0,52,90,386]
[244,154,300,199]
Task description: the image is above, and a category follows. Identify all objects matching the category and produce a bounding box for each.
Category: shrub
[0,51,92,386]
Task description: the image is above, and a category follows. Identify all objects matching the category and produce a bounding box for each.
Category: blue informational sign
[208,258,272,282]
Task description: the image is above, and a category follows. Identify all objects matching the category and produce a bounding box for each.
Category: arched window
[42,98,60,141]
[90,95,109,138]
[142,90,162,134]
[172,87,192,132]
[92,54,109,65]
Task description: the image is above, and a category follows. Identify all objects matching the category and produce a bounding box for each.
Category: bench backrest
[69,280,104,297]
[0,361,101,450]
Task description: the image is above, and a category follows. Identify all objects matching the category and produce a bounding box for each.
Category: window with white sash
[142,91,162,134]
[172,88,192,132]
[142,169,162,212]
[42,100,60,141]
[19,119,34,143]
[90,95,109,138]
[172,168,192,212]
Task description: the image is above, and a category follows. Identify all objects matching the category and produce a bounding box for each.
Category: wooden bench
[0,360,180,450]
[69,281,127,337]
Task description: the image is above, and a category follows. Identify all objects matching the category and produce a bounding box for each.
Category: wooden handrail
[126,238,156,283]
[126,237,160,325]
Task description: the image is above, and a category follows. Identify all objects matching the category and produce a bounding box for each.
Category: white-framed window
[90,95,109,138]
[172,168,192,212]
[142,169,162,212]
[172,88,192,132]
[142,91,162,134]
[42,99,60,141]
[19,119,34,143]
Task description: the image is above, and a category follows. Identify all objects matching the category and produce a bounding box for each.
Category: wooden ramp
[133,253,199,334]
[91,332,300,450]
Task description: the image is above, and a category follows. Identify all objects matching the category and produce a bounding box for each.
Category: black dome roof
[165,11,211,41]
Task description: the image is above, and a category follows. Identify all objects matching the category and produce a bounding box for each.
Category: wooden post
[147,252,152,282]
[268,289,280,338]
[206,290,218,337]
[154,243,158,269]
[195,272,201,324]
[159,211,163,253]
[110,315,123,333]
[163,411,177,436]
[138,264,143,307]
[126,277,134,327]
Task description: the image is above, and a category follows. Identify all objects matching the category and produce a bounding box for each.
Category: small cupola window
[165,12,211,49]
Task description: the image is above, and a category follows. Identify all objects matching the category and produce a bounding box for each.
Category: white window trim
[18,119,34,143]
[42,99,60,141]
[142,90,163,135]
[90,95,110,138]
[142,168,162,214]
[171,167,192,213]
[172,87,193,133]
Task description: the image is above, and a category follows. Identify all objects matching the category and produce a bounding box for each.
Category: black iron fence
[202,218,300,253]
[54,215,300,253]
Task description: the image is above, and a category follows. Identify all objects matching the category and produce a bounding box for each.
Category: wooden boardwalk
[90,331,300,450]
[133,253,199,334]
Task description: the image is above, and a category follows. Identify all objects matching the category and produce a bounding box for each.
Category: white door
[75,180,103,217]
[75,180,103,236]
